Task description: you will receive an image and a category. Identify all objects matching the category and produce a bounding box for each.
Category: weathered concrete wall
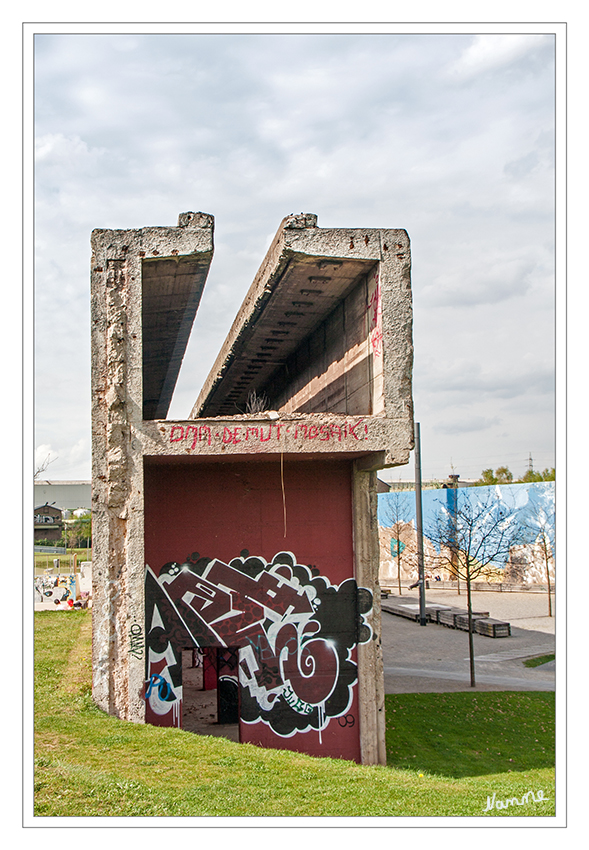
[90,212,214,721]
[90,211,413,765]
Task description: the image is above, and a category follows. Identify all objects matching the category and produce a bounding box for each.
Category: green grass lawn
[34,611,555,818]
[523,654,555,668]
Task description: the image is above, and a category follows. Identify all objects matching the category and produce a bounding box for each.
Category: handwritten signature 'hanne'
[484,789,547,812]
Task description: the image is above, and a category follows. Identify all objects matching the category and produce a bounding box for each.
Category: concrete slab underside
[193,213,413,428]
[142,254,212,419]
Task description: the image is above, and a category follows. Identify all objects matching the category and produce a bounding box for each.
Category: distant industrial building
[34,480,91,511]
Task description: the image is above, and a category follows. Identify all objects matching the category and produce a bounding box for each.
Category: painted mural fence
[144,549,372,749]
[34,565,92,609]
[34,574,84,608]
[378,482,555,588]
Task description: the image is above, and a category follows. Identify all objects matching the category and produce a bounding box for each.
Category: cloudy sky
[33,26,558,482]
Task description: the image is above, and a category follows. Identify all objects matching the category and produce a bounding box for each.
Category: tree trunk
[397,541,402,595]
[466,569,476,687]
[452,550,460,594]
[543,534,553,617]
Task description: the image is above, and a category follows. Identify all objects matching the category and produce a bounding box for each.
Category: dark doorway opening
[181,647,240,742]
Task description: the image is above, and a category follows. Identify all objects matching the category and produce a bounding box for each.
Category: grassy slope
[34,611,555,818]
[385,691,554,777]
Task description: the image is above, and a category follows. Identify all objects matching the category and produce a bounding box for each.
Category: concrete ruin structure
[91,211,414,765]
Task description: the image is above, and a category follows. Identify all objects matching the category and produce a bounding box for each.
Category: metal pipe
[414,422,427,626]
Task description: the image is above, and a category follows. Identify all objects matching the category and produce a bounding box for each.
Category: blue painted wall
[378,482,555,568]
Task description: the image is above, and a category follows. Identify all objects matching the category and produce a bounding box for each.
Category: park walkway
[380,589,556,693]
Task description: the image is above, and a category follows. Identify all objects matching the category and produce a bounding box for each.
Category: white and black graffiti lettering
[144,551,373,738]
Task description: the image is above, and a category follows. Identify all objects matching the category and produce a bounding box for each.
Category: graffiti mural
[378,482,555,586]
[144,550,373,741]
[34,573,79,607]
[167,418,370,451]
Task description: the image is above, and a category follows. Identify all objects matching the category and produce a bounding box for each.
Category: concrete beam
[191,214,413,450]
[141,414,411,468]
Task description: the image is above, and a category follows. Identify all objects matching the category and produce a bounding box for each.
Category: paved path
[380,591,556,694]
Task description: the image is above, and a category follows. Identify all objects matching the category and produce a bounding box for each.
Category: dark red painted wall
[144,458,353,582]
[144,457,363,762]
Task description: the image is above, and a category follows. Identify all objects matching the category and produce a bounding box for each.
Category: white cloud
[35,132,109,173]
[447,34,552,79]
[422,253,548,308]
[434,415,502,436]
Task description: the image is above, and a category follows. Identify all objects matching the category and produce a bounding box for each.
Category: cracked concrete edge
[190,213,414,433]
[353,464,387,766]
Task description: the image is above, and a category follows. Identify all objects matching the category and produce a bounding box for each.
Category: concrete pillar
[90,213,214,720]
[353,462,387,765]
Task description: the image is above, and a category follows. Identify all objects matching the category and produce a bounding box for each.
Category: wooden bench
[474,618,512,638]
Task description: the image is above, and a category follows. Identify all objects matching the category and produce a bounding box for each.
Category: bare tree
[380,488,414,594]
[34,452,58,479]
[428,490,522,687]
[519,497,555,616]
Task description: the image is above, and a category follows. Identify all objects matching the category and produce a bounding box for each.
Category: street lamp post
[414,422,427,626]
